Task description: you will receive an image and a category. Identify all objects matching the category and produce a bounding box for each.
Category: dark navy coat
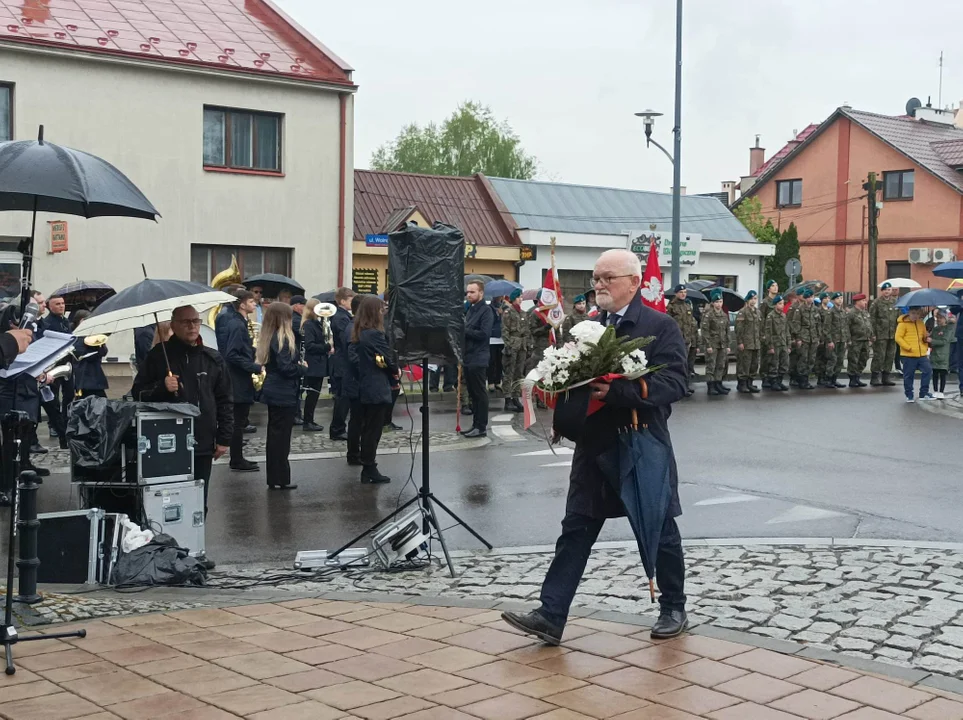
[349,329,397,406]
[302,317,330,379]
[260,336,303,407]
[42,313,71,336]
[72,338,109,391]
[340,321,359,401]
[464,301,495,368]
[134,325,155,372]
[567,293,688,520]
[292,311,303,350]
[329,307,352,380]
[215,306,261,405]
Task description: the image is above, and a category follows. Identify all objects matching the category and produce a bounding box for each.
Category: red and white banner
[534,267,565,342]
[640,240,666,312]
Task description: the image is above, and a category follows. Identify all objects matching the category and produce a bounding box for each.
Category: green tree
[768,223,802,290]
[371,101,538,179]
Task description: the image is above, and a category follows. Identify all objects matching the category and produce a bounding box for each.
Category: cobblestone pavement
[8,598,963,719]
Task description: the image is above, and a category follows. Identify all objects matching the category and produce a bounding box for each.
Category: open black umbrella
[786,279,828,297]
[685,279,716,291]
[50,280,115,312]
[243,273,304,299]
[704,287,745,312]
[0,126,160,309]
[679,287,709,303]
[314,290,337,304]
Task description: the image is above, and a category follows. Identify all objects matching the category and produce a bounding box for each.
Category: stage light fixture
[370,510,430,569]
[293,548,369,571]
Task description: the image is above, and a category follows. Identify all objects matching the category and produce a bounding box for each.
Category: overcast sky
[277,0,962,195]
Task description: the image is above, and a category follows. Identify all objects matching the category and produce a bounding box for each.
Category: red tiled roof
[354,170,521,247]
[0,0,353,86]
[751,123,820,178]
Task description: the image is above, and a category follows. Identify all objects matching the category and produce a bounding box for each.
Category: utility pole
[670,0,683,289]
[865,172,879,298]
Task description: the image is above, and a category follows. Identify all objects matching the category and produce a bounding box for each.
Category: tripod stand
[329,358,492,577]
[1,412,85,674]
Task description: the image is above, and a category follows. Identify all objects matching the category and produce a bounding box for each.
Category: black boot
[855,376,868,387]
[776,376,790,391]
[707,382,721,396]
[361,465,391,484]
[761,377,772,389]
[833,375,846,388]
[870,372,882,386]
[849,375,860,388]
[737,379,750,394]
[765,376,779,390]
[504,398,514,411]
[882,372,897,386]
[798,375,814,390]
[718,381,731,395]
[651,609,689,639]
[748,380,760,393]
[823,376,838,389]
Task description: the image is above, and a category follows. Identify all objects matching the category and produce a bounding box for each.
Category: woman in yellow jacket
[894,308,933,402]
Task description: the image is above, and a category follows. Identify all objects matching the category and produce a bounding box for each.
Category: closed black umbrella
[0,126,159,309]
[243,273,304,299]
[50,280,115,312]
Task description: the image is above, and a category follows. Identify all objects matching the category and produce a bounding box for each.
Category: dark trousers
[330,377,350,437]
[195,453,213,517]
[538,512,686,628]
[37,398,66,448]
[464,366,489,430]
[901,356,932,399]
[266,405,295,487]
[303,377,323,424]
[385,388,400,427]
[488,345,504,386]
[429,365,457,391]
[230,403,251,464]
[360,403,389,467]
[934,369,948,393]
[347,399,363,461]
[76,389,107,399]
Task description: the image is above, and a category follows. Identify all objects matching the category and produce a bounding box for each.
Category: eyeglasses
[176,319,202,326]
[592,274,634,287]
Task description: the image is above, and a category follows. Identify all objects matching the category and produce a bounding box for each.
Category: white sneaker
[921,394,936,400]
[906,397,915,403]
[934,391,945,399]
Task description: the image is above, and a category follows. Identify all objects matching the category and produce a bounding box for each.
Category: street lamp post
[636,0,683,289]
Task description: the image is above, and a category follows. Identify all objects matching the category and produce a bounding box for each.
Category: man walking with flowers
[503,249,690,644]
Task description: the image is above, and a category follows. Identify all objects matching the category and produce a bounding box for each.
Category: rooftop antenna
[939,51,944,108]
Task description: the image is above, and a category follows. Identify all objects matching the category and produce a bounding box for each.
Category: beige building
[0,0,355,332]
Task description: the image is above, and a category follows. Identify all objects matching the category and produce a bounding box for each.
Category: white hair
[598,248,642,276]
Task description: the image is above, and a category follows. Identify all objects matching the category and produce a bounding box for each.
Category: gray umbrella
[0,126,160,308]
[243,273,304,298]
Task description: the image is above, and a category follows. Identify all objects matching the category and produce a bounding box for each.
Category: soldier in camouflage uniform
[847,293,873,387]
[702,289,731,395]
[526,302,553,375]
[666,284,697,396]
[870,282,900,386]
[789,289,818,389]
[500,289,531,412]
[813,292,830,383]
[560,294,589,343]
[787,295,802,381]
[759,280,780,388]
[817,293,839,388]
[735,290,762,393]
[830,292,849,387]
[763,295,790,390]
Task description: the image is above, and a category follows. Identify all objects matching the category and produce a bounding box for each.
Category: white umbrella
[880,278,921,289]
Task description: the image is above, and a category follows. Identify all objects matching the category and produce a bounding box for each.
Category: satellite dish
[906,97,922,117]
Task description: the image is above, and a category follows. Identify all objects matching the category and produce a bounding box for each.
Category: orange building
[736,104,963,294]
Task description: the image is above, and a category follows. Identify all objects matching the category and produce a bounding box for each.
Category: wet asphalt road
[35,386,961,567]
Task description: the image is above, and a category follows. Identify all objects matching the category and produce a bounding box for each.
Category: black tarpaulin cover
[385,223,465,365]
[66,397,200,467]
[112,534,207,588]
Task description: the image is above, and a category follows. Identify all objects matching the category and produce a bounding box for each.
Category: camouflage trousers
[767,347,789,377]
[502,346,527,400]
[871,338,897,373]
[833,342,848,376]
[736,349,760,380]
[705,346,728,381]
[813,344,827,378]
[760,346,772,379]
[822,344,837,379]
[793,341,816,377]
[849,341,871,376]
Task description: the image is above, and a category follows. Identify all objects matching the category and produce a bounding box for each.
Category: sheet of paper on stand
[0,330,75,378]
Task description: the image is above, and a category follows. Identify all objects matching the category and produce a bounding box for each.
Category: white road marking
[491,414,514,424]
[514,447,575,457]
[766,505,847,525]
[490,425,522,441]
[694,494,762,506]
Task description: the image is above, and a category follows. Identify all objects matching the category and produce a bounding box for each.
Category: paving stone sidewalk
[6,597,963,720]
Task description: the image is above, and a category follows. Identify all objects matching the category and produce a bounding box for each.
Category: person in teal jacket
[928,311,956,399]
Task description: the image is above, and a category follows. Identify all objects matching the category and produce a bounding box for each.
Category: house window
[883,170,914,200]
[203,107,281,172]
[776,179,803,208]
[0,84,11,142]
[190,245,292,287]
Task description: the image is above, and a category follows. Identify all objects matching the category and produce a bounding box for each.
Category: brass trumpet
[83,334,109,347]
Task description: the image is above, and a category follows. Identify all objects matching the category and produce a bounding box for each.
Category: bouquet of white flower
[521,321,660,435]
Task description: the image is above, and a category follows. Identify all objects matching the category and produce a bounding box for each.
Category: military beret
[831,292,842,300]
[709,289,723,302]
[852,293,866,301]
[672,284,686,295]
[802,289,814,298]
[509,288,522,301]
[573,294,586,303]
[818,292,829,300]
[745,290,757,301]
[765,279,776,290]
[773,294,784,304]
[881,281,892,290]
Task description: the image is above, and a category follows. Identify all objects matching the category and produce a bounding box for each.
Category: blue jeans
[538,512,686,627]
[901,355,932,399]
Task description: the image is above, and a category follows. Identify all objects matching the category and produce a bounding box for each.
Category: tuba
[316,302,336,353]
[248,314,265,392]
[207,255,242,328]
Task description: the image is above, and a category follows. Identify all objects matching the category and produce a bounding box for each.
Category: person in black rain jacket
[70,310,108,399]
[327,287,355,440]
[343,294,363,466]
[215,290,261,472]
[348,295,397,484]
[256,302,304,490]
[462,281,495,438]
[300,299,329,433]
